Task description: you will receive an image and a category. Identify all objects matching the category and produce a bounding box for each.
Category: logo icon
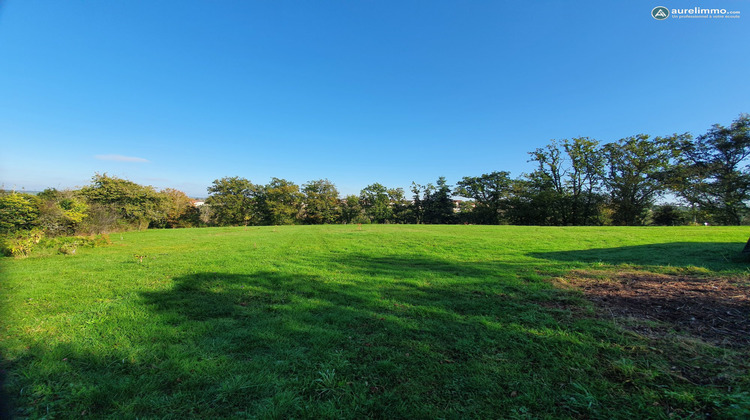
[652,6,670,20]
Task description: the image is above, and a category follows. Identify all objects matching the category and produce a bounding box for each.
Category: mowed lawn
[1,225,748,418]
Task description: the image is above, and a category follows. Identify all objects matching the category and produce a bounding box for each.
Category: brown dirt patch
[563,271,750,348]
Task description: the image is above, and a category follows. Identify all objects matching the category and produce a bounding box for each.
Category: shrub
[0,193,40,233]
[2,232,109,257]
[39,235,100,256]
[37,189,89,236]
[652,204,689,226]
[1,229,44,258]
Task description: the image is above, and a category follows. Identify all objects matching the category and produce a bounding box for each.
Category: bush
[1,232,110,257]
[1,229,44,258]
[76,204,120,234]
[652,204,689,226]
[0,193,40,233]
[37,189,89,236]
[40,235,110,256]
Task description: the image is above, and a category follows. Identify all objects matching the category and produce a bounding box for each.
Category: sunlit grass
[1,225,748,418]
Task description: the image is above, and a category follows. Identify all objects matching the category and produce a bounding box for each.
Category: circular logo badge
[652,6,670,20]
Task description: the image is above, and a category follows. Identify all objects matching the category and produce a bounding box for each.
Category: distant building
[453,199,474,212]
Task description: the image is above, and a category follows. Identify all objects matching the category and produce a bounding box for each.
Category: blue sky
[1,1,748,197]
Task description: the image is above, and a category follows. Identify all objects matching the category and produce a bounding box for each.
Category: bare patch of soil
[563,271,750,348]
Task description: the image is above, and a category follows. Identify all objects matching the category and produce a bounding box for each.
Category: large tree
[455,171,513,224]
[676,114,750,225]
[340,195,366,224]
[505,176,558,225]
[415,177,455,224]
[156,188,199,228]
[602,135,678,226]
[302,179,340,224]
[388,187,413,224]
[564,137,606,225]
[205,176,260,226]
[410,182,425,224]
[79,174,164,229]
[261,178,303,225]
[526,138,605,225]
[360,183,393,223]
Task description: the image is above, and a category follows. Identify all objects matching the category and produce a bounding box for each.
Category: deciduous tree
[602,135,677,226]
[157,188,199,228]
[302,179,340,224]
[340,195,366,224]
[526,138,605,225]
[360,183,393,223]
[205,176,260,226]
[79,174,163,230]
[676,114,750,225]
[262,178,303,225]
[455,171,513,224]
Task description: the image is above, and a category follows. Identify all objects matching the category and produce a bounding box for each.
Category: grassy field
[1,225,749,419]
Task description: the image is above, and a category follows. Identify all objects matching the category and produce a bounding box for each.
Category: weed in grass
[314,369,341,399]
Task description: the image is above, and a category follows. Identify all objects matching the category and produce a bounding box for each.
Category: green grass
[1,225,749,418]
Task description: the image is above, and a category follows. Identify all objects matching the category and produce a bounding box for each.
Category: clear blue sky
[1,1,748,197]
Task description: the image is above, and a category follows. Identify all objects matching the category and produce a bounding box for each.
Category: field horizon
[2,225,749,418]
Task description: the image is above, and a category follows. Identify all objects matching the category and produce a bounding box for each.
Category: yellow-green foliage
[0,193,40,232]
[1,228,44,257]
[1,232,110,257]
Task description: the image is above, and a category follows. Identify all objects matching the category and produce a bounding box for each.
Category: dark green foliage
[260,178,303,225]
[674,114,750,225]
[302,179,341,224]
[521,138,606,226]
[205,176,261,226]
[339,195,366,224]
[79,174,164,230]
[454,200,476,223]
[409,182,424,224]
[506,177,558,225]
[455,171,513,224]
[359,183,393,223]
[423,177,455,224]
[387,187,413,224]
[412,177,455,224]
[603,135,678,226]
[564,137,607,225]
[651,204,689,226]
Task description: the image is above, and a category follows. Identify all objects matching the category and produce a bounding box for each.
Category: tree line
[2,114,749,239]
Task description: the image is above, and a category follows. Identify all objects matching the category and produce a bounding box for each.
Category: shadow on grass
[7,255,740,418]
[530,242,748,271]
[136,274,588,417]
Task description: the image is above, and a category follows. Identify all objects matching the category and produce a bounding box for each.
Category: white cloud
[95,154,150,163]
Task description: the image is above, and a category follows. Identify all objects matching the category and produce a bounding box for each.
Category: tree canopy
[4,114,750,236]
